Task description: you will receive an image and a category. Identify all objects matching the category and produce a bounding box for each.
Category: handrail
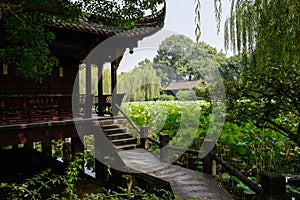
[166,145,200,154]
[106,103,265,198]
[146,139,266,197]
[114,103,140,133]
[213,155,265,197]
[146,136,161,145]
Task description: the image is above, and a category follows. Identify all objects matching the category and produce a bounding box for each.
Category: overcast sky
[117,0,233,73]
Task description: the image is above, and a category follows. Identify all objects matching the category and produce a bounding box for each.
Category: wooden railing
[103,104,287,199]
[114,103,140,133]
[0,93,128,123]
[94,94,125,116]
[139,130,286,199]
[0,94,86,123]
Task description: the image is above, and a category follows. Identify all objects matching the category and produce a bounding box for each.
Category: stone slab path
[118,148,234,200]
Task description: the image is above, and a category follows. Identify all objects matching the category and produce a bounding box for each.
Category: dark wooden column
[111,49,123,116]
[97,64,103,116]
[63,141,72,165]
[42,141,52,161]
[84,62,92,118]
[72,59,80,98]
[111,61,117,95]
[94,132,106,181]
[71,137,85,172]
[111,61,117,116]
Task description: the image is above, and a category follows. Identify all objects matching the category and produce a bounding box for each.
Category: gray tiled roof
[52,5,166,37]
[163,81,201,91]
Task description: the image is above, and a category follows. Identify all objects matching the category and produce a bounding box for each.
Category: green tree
[223,0,300,146]
[177,41,227,81]
[0,0,83,82]
[219,54,244,83]
[153,34,194,85]
[118,59,161,101]
[0,0,164,82]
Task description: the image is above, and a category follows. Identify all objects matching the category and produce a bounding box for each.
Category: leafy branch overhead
[222,0,300,146]
[0,0,165,82]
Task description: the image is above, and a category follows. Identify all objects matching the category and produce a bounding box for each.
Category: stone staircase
[97,118,234,199]
[98,118,139,150]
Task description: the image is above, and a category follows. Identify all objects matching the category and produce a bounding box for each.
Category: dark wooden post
[202,140,216,175]
[97,64,103,116]
[24,142,33,151]
[71,137,84,158]
[159,133,170,163]
[94,132,106,181]
[58,95,63,120]
[111,60,118,116]
[84,62,92,118]
[261,172,286,200]
[12,144,19,150]
[63,141,72,165]
[140,126,149,149]
[71,137,85,172]
[41,141,52,161]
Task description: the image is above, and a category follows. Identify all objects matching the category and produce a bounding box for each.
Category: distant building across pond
[162,80,201,96]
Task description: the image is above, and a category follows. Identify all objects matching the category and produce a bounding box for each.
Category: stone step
[111,137,137,146]
[98,118,126,126]
[103,127,127,134]
[115,144,138,150]
[100,124,120,130]
[106,132,134,140]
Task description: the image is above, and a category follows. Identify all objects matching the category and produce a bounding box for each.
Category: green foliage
[223,0,300,146]
[121,100,211,140]
[0,168,60,200]
[0,0,83,83]
[118,59,161,101]
[194,0,222,43]
[122,100,300,198]
[175,90,197,101]
[63,154,84,198]
[153,34,194,85]
[286,184,300,199]
[193,83,209,101]
[157,94,175,101]
[0,150,173,199]
[0,0,164,82]
[153,34,228,95]
[77,0,165,29]
[80,186,173,200]
[1,16,58,83]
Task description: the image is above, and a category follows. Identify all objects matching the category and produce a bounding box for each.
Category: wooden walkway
[118,148,233,200]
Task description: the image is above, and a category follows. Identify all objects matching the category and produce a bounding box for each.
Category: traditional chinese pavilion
[0,1,166,181]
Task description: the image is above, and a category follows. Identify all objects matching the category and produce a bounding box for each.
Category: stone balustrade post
[261,172,286,200]
[159,133,170,163]
[140,126,149,149]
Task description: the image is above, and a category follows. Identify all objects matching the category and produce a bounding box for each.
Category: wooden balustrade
[0,93,127,123]
[94,93,125,116]
[0,94,86,123]
[139,128,286,199]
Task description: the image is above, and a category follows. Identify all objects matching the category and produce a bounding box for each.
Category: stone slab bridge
[118,148,233,200]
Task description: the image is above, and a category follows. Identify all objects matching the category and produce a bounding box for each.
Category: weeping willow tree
[206,0,300,146]
[118,59,161,101]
